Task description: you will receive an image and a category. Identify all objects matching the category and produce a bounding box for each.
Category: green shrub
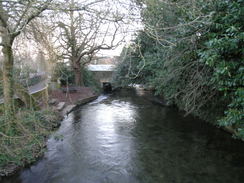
[199,0,244,139]
[114,0,244,139]
[53,62,75,86]
[53,62,101,91]
[83,68,101,92]
[0,81,3,97]
[0,109,60,174]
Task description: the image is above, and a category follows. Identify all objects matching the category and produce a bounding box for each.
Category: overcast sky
[0,0,143,58]
[96,0,142,56]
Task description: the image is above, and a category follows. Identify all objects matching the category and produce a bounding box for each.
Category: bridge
[0,64,116,105]
[86,64,116,86]
[0,77,48,105]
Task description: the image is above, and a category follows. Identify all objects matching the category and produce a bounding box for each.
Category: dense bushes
[199,0,244,138]
[53,62,100,91]
[0,79,2,97]
[53,63,75,86]
[114,0,244,139]
[83,68,101,92]
[0,109,60,175]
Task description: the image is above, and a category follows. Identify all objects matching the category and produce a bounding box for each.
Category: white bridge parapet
[86,64,116,85]
[86,65,116,72]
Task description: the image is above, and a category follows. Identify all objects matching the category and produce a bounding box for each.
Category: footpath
[49,87,98,115]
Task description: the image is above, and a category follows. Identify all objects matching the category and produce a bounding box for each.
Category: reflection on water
[2,89,244,183]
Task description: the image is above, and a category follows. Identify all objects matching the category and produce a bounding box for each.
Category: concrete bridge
[0,77,48,105]
[86,64,116,86]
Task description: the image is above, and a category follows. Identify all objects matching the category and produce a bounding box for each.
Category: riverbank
[0,109,62,177]
[2,88,244,183]
[138,85,239,141]
[0,87,98,177]
[49,87,98,115]
[124,85,238,139]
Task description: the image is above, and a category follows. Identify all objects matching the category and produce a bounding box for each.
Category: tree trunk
[2,36,15,115]
[72,59,84,86]
[74,67,84,86]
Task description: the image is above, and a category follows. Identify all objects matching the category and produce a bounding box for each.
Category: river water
[2,89,244,183]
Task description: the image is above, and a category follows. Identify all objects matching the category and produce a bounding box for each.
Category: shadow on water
[2,88,244,183]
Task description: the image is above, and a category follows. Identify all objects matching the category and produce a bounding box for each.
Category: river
[2,89,244,183]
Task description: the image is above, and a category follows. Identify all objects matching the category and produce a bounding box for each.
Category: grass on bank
[0,109,60,176]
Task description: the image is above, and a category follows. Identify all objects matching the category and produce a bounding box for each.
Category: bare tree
[0,0,52,115]
[26,18,58,76]
[54,0,124,86]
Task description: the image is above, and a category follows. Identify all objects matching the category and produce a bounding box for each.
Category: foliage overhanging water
[2,89,244,183]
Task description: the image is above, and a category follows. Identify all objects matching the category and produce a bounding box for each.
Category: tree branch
[12,0,53,38]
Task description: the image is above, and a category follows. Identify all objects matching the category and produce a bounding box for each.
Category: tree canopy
[114,0,244,139]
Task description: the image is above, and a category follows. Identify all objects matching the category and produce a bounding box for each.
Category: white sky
[0,0,143,59]
[88,0,143,56]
